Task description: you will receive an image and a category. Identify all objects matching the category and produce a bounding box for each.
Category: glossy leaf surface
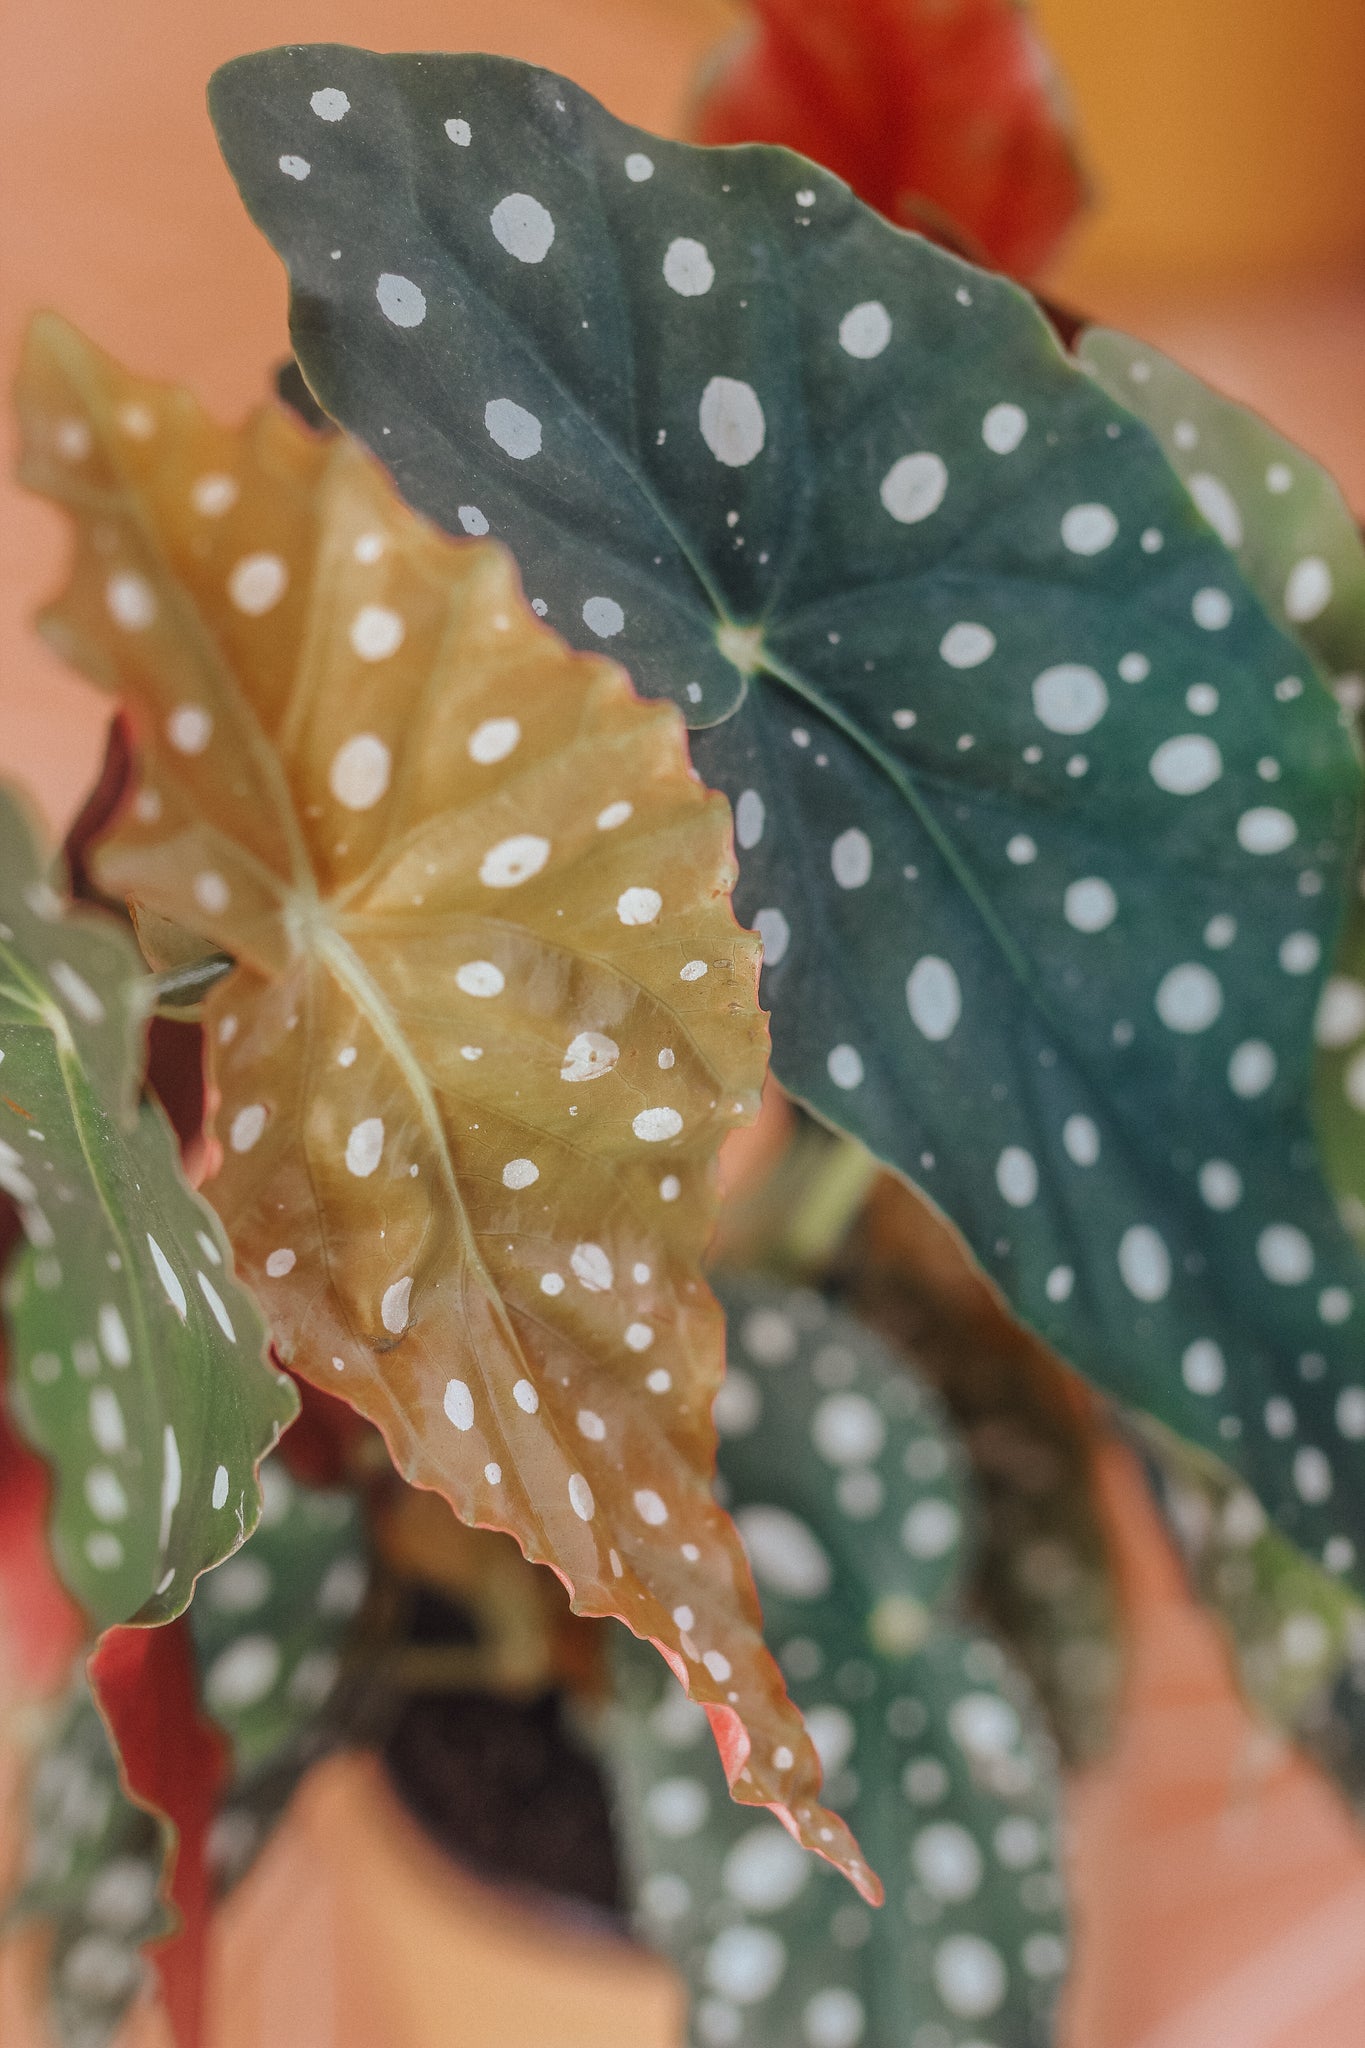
[607,1277,1066,2047]
[0,785,294,1628]
[692,0,1086,276]
[1081,329,1365,1256]
[15,322,874,1891]
[212,50,1365,1581]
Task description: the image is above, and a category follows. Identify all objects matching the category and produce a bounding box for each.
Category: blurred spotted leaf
[0,784,295,1628]
[606,1278,1066,2048]
[15,322,880,1895]
[194,1460,372,1887]
[213,47,1365,1583]
[692,0,1086,277]
[12,1677,171,2048]
[844,1170,1120,1764]
[717,1105,1120,1762]
[1080,329,1365,1252]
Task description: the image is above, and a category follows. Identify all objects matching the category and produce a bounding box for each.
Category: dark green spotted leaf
[11,1678,169,2048]
[1080,329,1365,1261]
[0,787,297,1627]
[605,1277,1066,2048]
[211,48,1365,1584]
[193,1458,372,1885]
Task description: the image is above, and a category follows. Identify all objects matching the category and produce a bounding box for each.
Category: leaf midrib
[307,923,531,1371]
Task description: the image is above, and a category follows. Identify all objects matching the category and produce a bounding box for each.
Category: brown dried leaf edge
[17,315,878,1898]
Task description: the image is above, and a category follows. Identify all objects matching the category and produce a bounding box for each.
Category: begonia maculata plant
[4,6,1365,2046]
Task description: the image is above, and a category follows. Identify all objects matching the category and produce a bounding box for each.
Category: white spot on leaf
[699,378,766,467]
[329,733,391,810]
[1060,503,1118,555]
[484,398,542,459]
[490,193,555,263]
[228,553,288,616]
[1033,664,1108,735]
[633,1107,683,1142]
[880,452,947,524]
[663,237,714,296]
[838,301,891,359]
[618,886,662,926]
[1150,734,1222,794]
[1118,1224,1171,1302]
[830,828,872,889]
[376,273,426,327]
[982,403,1027,454]
[479,834,550,887]
[443,1380,474,1431]
[561,1031,618,1081]
[381,1278,412,1333]
[906,957,961,1041]
[456,960,504,998]
[349,604,405,662]
[345,1117,384,1177]
[468,717,520,763]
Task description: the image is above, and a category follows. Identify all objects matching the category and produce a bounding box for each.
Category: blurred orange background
[1,3,1363,2045]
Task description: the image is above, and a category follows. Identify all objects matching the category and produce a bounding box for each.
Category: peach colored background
[3,3,1365,2045]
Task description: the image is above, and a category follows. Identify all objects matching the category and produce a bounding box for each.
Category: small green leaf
[210,48,1365,1584]
[606,1277,1066,2048]
[0,786,297,1628]
[11,1678,169,2048]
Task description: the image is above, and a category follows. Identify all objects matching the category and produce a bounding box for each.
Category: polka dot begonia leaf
[606,1278,1066,2048]
[210,49,1365,1586]
[0,784,296,1630]
[1080,329,1365,1267]
[192,1460,371,1883]
[192,1460,366,1777]
[14,321,879,1897]
[691,0,1087,278]
[14,1676,171,2048]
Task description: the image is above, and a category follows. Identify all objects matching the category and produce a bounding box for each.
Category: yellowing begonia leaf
[17,316,877,1896]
